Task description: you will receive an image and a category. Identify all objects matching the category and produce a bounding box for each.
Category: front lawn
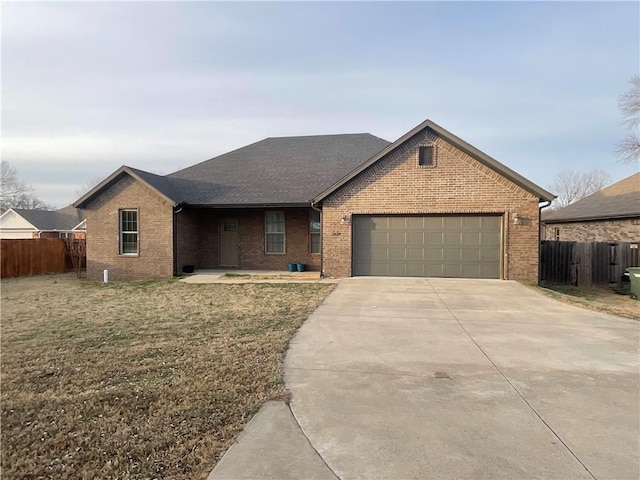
[536,283,639,321]
[1,274,333,479]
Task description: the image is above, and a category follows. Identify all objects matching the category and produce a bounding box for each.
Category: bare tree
[549,169,612,209]
[1,161,51,212]
[74,175,105,199]
[64,237,87,278]
[616,75,640,164]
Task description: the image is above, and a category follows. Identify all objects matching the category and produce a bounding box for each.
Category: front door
[219,219,240,267]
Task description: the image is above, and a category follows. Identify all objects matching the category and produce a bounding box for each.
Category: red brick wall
[322,129,541,282]
[175,208,320,272]
[544,218,640,243]
[84,176,174,281]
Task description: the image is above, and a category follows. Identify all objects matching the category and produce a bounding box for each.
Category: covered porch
[174,207,321,276]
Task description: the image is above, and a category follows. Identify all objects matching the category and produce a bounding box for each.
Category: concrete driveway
[286,277,639,480]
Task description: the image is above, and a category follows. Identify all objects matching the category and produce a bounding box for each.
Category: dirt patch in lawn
[1,273,333,479]
[535,283,639,321]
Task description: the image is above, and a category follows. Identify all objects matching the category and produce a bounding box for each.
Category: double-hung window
[310,210,321,254]
[265,211,285,254]
[119,209,138,255]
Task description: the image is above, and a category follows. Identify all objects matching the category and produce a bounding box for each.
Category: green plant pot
[296,263,305,272]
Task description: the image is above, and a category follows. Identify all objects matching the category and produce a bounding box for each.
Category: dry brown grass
[1,274,333,479]
[536,283,640,321]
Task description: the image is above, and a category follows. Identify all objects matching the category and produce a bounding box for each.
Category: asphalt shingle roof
[13,206,85,231]
[167,134,391,205]
[544,172,640,223]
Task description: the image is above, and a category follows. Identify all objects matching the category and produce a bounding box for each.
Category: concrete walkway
[210,277,640,479]
[208,402,336,480]
[180,269,337,284]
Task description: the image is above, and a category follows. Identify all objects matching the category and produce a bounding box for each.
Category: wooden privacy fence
[540,240,640,287]
[1,238,86,279]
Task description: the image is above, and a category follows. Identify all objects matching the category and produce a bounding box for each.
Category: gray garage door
[352,215,501,278]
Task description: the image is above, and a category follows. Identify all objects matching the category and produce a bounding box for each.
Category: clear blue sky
[2,1,638,208]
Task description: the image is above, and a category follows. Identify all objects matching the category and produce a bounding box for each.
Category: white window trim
[310,210,321,255]
[265,211,285,254]
[119,209,139,256]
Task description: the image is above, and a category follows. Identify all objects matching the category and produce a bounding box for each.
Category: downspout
[173,204,183,276]
[310,201,323,277]
[538,200,552,284]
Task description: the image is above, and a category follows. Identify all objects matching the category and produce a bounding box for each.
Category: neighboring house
[0,206,86,239]
[543,172,640,243]
[74,119,554,282]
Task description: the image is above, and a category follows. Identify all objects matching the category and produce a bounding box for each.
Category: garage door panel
[482,216,502,230]
[353,215,501,279]
[481,248,500,262]
[445,232,462,245]
[426,248,444,261]
[388,217,405,229]
[425,232,443,245]
[389,247,406,260]
[462,248,481,261]
[425,263,445,276]
[406,247,424,261]
[444,248,462,261]
[369,264,388,276]
[406,231,424,245]
[368,217,387,228]
[482,232,500,245]
[444,217,461,230]
[481,264,500,278]
[388,263,406,276]
[406,263,425,276]
[388,232,405,245]
[462,216,482,230]
[461,264,482,278]
[406,217,424,229]
[444,263,462,277]
[425,217,444,230]
[462,232,481,245]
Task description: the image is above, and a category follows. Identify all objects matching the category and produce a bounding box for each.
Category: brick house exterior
[320,130,541,280]
[543,219,640,243]
[543,173,640,243]
[84,176,174,281]
[75,119,554,282]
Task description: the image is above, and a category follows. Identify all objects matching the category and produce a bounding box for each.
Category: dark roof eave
[183,202,312,209]
[313,119,556,203]
[543,213,640,224]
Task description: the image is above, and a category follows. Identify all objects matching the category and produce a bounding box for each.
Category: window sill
[265,252,286,255]
[119,253,139,257]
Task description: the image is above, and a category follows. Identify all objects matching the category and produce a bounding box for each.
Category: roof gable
[313,119,555,203]
[0,209,38,230]
[74,166,178,209]
[544,172,640,223]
